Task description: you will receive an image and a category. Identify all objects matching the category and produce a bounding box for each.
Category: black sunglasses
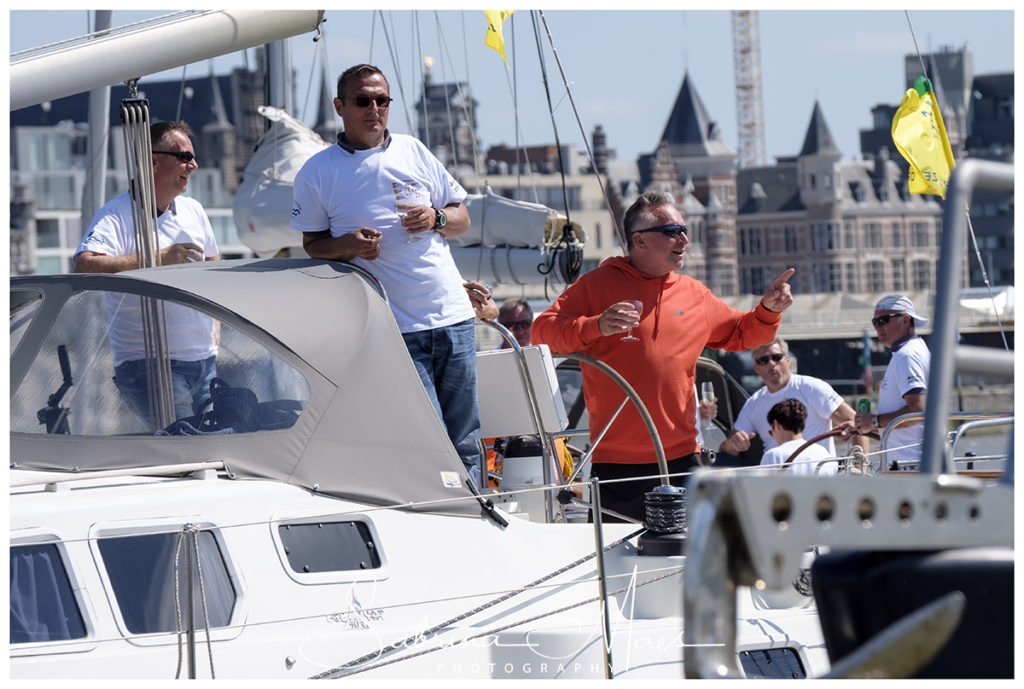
[871,313,905,327]
[347,95,393,108]
[500,320,532,330]
[153,150,197,164]
[754,352,786,366]
[632,223,688,238]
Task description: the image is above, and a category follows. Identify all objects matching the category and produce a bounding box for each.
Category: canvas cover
[10,259,482,517]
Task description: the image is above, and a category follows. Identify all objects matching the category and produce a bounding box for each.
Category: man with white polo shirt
[74,120,220,425]
[290,63,482,478]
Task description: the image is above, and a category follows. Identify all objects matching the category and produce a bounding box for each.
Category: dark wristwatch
[433,207,448,231]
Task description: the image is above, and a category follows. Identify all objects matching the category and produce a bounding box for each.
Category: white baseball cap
[874,294,928,327]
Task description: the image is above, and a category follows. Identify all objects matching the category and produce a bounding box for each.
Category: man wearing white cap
[855,294,931,468]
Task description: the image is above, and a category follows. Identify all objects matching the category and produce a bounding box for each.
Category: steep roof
[798,101,840,156]
[658,71,735,158]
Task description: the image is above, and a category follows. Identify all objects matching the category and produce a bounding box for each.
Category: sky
[6,5,1018,167]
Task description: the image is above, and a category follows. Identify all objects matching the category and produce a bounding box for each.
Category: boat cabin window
[10,288,310,436]
[10,543,87,644]
[97,530,235,635]
[278,521,382,573]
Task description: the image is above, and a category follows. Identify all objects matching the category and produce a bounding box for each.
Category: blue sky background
[7,6,1017,166]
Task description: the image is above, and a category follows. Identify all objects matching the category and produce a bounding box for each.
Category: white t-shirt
[75,192,219,365]
[733,374,845,454]
[878,336,931,466]
[290,133,474,333]
[760,438,838,475]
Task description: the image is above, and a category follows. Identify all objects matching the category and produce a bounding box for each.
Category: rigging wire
[377,10,415,135]
[903,11,1010,351]
[432,12,461,170]
[528,11,583,295]
[536,10,626,249]
[414,11,429,149]
[495,14,539,204]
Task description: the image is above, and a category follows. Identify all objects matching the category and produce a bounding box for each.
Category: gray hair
[752,337,788,358]
[622,191,676,250]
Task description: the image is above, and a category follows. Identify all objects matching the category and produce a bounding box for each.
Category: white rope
[119,98,175,428]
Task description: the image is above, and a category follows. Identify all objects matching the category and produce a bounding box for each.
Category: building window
[691,219,704,246]
[845,263,858,292]
[891,222,903,248]
[784,226,798,253]
[35,218,62,249]
[813,223,839,251]
[815,263,841,292]
[911,222,930,247]
[740,227,763,257]
[865,223,883,249]
[711,266,735,297]
[741,267,767,295]
[844,223,856,249]
[867,261,885,292]
[913,260,932,290]
[892,259,906,292]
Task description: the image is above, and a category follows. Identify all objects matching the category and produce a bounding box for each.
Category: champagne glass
[621,300,642,341]
[701,381,715,432]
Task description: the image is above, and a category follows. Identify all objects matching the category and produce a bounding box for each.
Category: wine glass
[396,203,423,243]
[621,300,642,341]
[701,381,715,432]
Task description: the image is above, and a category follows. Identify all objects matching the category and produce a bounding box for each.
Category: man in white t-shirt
[719,338,865,458]
[74,121,220,425]
[853,294,931,469]
[759,399,838,475]
[291,63,482,478]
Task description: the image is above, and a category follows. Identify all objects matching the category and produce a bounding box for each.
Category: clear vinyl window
[10,289,309,436]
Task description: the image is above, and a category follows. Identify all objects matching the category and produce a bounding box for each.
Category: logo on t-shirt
[292,202,302,218]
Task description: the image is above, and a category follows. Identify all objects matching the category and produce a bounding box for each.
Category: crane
[731,10,767,168]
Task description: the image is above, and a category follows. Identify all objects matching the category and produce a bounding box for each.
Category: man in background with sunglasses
[532,191,794,522]
[718,338,865,460]
[497,299,534,349]
[74,121,220,425]
[292,63,483,482]
[75,121,217,272]
[852,294,931,469]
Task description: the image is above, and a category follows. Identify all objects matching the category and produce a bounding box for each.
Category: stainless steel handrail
[921,159,1014,478]
[879,410,1013,471]
[949,416,1014,463]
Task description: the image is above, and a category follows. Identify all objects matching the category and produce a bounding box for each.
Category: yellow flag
[891,76,956,198]
[483,10,516,64]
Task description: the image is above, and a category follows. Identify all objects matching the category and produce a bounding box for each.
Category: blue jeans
[114,356,217,425]
[402,319,482,473]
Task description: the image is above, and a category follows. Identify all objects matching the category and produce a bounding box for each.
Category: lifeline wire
[311,526,645,678]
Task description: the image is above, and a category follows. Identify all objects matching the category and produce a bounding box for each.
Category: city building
[858,46,1014,288]
[10,65,267,275]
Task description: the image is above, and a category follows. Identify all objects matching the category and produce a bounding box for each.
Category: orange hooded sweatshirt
[532,256,781,465]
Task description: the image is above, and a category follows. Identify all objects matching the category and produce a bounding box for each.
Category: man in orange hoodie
[532,191,794,522]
